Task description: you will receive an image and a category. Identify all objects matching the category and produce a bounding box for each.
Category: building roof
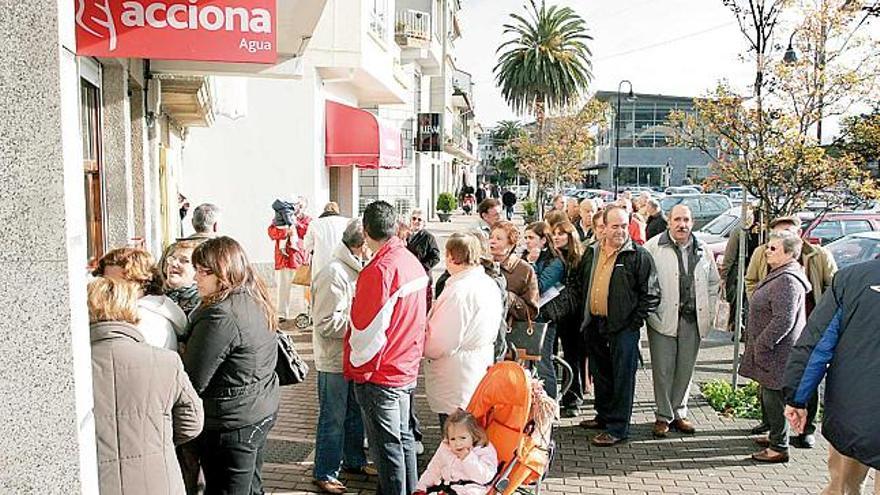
[593,90,698,104]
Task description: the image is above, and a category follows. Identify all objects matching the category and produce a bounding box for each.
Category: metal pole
[732,190,748,388]
[614,91,621,197]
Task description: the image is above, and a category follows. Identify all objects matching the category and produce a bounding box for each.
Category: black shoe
[560,406,580,418]
[790,434,816,449]
[750,423,770,435]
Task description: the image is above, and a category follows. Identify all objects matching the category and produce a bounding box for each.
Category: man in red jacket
[345,201,428,495]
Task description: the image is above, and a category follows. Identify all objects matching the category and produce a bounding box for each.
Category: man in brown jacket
[744,215,837,448]
[89,278,204,495]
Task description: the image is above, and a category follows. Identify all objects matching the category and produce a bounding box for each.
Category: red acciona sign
[75,0,277,64]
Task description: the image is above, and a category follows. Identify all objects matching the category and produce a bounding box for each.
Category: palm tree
[493,120,525,143]
[494,0,593,137]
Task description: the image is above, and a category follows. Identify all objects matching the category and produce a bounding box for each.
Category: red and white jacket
[344,236,428,388]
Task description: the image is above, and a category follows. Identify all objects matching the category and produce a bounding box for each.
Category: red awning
[325,101,403,169]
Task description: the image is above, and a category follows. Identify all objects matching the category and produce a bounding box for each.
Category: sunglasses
[412,216,423,222]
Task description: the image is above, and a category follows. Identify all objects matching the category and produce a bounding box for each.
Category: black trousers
[198,413,276,495]
[558,317,587,408]
[586,318,639,439]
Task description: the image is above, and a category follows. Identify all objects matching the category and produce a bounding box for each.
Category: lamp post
[614,80,636,197]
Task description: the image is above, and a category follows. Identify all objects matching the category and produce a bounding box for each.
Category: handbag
[291,264,311,286]
[541,285,577,323]
[275,330,309,386]
[506,317,548,361]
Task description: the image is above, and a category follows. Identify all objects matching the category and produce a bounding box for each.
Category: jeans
[198,413,276,495]
[504,205,514,220]
[586,319,640,439]
[314,372,368,482]
[537,323,558,400]
[761,387,789,453]
[354,382,417,495]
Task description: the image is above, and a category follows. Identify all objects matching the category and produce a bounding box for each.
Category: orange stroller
[466,361,558,495]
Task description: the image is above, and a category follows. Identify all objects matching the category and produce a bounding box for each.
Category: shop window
[81,79,105,268]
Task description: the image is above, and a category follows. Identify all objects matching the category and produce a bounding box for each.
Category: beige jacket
[91,322,203,495]
[745,241,837,304]
[311,243,362,373]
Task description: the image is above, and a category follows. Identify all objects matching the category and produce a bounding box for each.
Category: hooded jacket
[91,321,203,495]
[423,265,503,414]
[739,260,811,390]
[312,244,362,373]
[303,214,351,280]
[344,236,428,388]
[784,260,880,469]
[138,294,188,351]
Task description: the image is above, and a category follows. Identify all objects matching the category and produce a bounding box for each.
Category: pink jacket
[416,443,498,495]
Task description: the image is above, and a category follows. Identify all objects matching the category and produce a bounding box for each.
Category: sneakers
[652,420,670,438]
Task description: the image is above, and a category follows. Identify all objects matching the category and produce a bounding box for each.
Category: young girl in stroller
[414,409,498,495]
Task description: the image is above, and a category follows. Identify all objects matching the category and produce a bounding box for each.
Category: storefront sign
[416,113,441,152]
[75,0,277,63]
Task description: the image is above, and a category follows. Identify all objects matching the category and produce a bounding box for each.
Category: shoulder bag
[276,330,309,386]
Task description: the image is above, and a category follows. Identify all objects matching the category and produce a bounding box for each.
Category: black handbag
[541,286,577,323]
[506,317,548,361]
[275,330,309,386]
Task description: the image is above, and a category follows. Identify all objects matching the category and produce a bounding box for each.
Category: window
[809,221,843,244]
[700,196,730,212]
[81,79,105,268]
[842,220,873,236]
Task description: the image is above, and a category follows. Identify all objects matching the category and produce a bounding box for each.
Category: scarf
[165,284,201,316]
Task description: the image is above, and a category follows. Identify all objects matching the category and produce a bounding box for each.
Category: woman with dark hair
[523,221,565,400]
[551,221,589,417]
[185,236,280,493]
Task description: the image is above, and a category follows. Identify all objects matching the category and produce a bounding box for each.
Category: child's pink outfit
[415,443,498,495]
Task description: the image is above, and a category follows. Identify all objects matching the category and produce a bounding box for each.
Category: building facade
[587,91,717,189]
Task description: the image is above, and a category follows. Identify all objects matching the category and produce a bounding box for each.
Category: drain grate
[263,438,314,464]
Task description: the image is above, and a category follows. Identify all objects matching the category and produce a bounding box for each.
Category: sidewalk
[263,214,863,494]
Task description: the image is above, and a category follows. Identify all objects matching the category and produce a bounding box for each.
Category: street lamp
[614,80,636,197]
[783,29,799,64]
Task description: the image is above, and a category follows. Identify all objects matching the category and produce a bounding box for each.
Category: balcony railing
[395,10,431,48]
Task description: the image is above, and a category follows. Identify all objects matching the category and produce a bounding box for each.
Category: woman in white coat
[424,233,504,427]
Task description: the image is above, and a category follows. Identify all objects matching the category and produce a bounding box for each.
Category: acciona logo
[76,0,272,53]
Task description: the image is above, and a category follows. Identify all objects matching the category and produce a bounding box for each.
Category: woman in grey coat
[740,231,811,463]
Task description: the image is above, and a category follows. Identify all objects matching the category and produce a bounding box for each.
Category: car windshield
[660,196,684,211]
[700,213,738,236]
[829,236,880,269]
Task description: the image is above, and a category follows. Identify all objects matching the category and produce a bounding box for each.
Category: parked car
[665,186,701,195]
[573,188,615,203]
[693,207,741,262]
[827,231,880,270]
[659,194,733,229]
[801,211,880,245]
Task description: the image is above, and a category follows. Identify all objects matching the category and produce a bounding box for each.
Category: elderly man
[304,202,351,281]
[186,203,220,240]
[644,198,667,241]
[577,206,660,446]
[745,215,837,448]
[566,197,581,224]
[346,201,428,495]
[311,219,374,494]
[576,198,596,242]
[645,205,720,437]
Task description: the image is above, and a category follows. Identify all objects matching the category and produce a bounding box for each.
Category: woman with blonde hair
[88,277,203,495]
[94,247,187,351]
[184,236,280,493]
[157,239,204,316]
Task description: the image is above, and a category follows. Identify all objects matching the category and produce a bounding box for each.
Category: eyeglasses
[412,216,423,222]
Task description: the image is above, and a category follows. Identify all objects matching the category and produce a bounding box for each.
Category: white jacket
[303,215,351,279]
[137,295,188,351]
[644,232,721,338]
[311,244,362,373]
[424,266,503,414]
[416,443,498,495]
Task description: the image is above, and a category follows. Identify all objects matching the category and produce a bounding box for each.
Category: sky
[455,0,760,128]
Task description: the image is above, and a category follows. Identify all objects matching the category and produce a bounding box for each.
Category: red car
[801,212,880,245]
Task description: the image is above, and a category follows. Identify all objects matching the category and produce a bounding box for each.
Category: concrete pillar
[0,0,98,492]
[130,85,147,241]
[101,63,135,248]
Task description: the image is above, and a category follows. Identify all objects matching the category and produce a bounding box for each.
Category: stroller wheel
[294,313,311,329]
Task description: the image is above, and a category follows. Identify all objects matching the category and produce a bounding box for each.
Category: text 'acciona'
[120,0,272,33]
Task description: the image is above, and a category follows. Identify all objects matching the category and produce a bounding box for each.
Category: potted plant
[522,199,537,223]
[436,193,457,222]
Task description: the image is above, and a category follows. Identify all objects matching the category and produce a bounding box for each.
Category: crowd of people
[83,189,879,495]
